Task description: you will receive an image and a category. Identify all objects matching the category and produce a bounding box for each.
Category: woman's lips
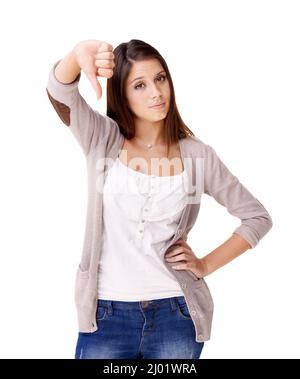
[149,102,165,109]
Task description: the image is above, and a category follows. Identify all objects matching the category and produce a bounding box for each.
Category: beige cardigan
[46,60,273,343]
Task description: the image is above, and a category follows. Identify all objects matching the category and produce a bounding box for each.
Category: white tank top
[97,156,188,301]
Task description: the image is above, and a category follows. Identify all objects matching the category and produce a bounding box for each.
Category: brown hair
[106,39,195,157]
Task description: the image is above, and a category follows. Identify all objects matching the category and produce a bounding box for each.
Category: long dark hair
[106,39,194,157]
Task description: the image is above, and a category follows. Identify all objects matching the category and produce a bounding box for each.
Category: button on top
[141,300,153,308]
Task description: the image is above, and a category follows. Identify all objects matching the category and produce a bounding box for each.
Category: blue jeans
[75,296,204,359]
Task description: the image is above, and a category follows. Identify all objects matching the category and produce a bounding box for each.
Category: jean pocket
[96,305,108,322]
[176,296,192,320]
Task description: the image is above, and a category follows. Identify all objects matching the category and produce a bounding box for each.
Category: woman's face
[125,58,171,123]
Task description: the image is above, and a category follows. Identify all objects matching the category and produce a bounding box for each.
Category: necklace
[134,137,155,149]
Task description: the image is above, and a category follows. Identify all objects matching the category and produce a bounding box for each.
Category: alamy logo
[96,155,204,204]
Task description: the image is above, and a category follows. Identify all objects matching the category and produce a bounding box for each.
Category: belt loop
[107,300,113,316]
[170,297,178,311]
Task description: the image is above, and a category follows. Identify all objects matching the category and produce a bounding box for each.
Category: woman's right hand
[72,39,115,100]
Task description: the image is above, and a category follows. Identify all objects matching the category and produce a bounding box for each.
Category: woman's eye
[134,83,144,90]
[134,75,166,90]
[157,75,166,82]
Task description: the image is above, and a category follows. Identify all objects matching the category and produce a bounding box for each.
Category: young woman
[46,39,273,359]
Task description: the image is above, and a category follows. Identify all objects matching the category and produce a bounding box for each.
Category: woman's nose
[150,83,162,97]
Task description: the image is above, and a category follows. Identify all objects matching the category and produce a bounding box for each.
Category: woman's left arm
[165,143,273,278]
[165,233,251,278]
[203,143,273,250]
[198,232,252,277]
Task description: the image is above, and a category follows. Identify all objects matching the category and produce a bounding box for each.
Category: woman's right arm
[46,40,116,156]
[54,50,81,84]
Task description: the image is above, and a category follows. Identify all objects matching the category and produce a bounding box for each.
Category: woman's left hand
[164,238,207,279]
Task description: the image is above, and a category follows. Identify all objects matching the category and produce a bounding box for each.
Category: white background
[0,0,299,359]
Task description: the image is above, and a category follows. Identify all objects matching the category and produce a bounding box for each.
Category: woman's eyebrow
[130,70,166,84]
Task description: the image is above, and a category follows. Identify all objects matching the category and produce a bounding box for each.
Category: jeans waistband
[97,296,185,311]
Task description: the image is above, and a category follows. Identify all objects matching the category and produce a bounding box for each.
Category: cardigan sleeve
[204,144,273,248]
[46,59,118,156]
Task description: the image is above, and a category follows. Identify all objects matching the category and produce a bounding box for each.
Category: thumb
[86,71,102,100]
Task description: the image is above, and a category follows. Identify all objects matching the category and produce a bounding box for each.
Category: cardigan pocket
[195,278,214,311]
[75,265,90,309]
[77,264,89,278]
